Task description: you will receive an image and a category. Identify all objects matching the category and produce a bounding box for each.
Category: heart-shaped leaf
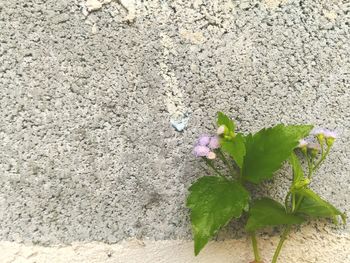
[245,198,305,232]
[220,133,246,168]
[295,188,346,223]
[242,124,313,184]
[187,176,250,255]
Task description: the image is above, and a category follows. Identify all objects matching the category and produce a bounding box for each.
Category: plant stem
[313,146,330,172]
[294,195,303,212]
[271,225,291,263]
[306,155,313,178]
[251,232,261,262]
[204,158,223,177]
[217,149,237,178]
[273,183,307,262]
[284,192,291,212]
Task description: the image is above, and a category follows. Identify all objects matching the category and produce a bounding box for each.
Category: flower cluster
[193,135,220,159]
[311,128,337,139]
[298,128,337,155]
[311,128,337,146]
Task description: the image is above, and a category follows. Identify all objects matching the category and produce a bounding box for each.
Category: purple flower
[311,128,337,138]
[193,145,210,157]
[208,136,220,149]
[311,128,337,147]
[307,143,321,151]
[323,130,337,139]
[197,135,210,146]
[311,128,326,136]
[298,139,308,148]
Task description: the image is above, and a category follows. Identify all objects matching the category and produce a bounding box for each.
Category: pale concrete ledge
[1,227,349,263]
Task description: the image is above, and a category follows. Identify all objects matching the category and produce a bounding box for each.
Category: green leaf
[245,198,305,232]
[186,176,250,255]
[220,133,246,168]
[242,124,313,184]
[295,188,346,223]
[289,152,310,190]
[217,112,235,132]
[289,152,304,183]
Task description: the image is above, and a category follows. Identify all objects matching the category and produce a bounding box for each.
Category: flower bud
[317,133,325,146]
[292,178,310,190]
[311,128,337,147]
[207,151,216,160]
[217,125,226,135]
[298,139,308,152]
[324,130,337,147]
[308,143,320,157]
[326,137,335,147]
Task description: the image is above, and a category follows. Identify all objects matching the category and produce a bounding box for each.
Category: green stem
[274,184,307,262]
[204,158,223,177]
[284,192,291,212]
[271,226,291,263]
[251,232,261,262]
[294,195,303,212]
[307,155,313,178]
[273,154,310,263]
[313,146,330,172]
[217,150,237,178]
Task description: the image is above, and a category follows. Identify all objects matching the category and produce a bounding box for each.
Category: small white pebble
[91,24,98,34]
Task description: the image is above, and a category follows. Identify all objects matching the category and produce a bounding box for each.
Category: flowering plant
[187,112,345,263]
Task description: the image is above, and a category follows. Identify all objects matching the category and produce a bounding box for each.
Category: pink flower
[193,145,210,157]
[323,130,337,139]
[311,128,326,136]
[208,136,220,149]
[311,128,336,138]
[298,139,308,148]
[307,143,321,151]
[197,135,210,146]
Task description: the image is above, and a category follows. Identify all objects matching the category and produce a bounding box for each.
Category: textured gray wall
[0,0,349,245]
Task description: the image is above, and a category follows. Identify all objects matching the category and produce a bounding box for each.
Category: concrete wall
[0,0,349,262]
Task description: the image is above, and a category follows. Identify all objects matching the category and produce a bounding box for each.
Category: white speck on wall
[86,0,103,12]
[264,0,287,9]
[159,33,190,131]
[179,29,205,45]
[323,10,337,21]
[170,113,190,132]
[81,0,136,21]
[120,0,136,21]
[91,24,98,34]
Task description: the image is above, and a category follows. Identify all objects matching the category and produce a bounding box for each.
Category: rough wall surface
[0,0,349,257]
